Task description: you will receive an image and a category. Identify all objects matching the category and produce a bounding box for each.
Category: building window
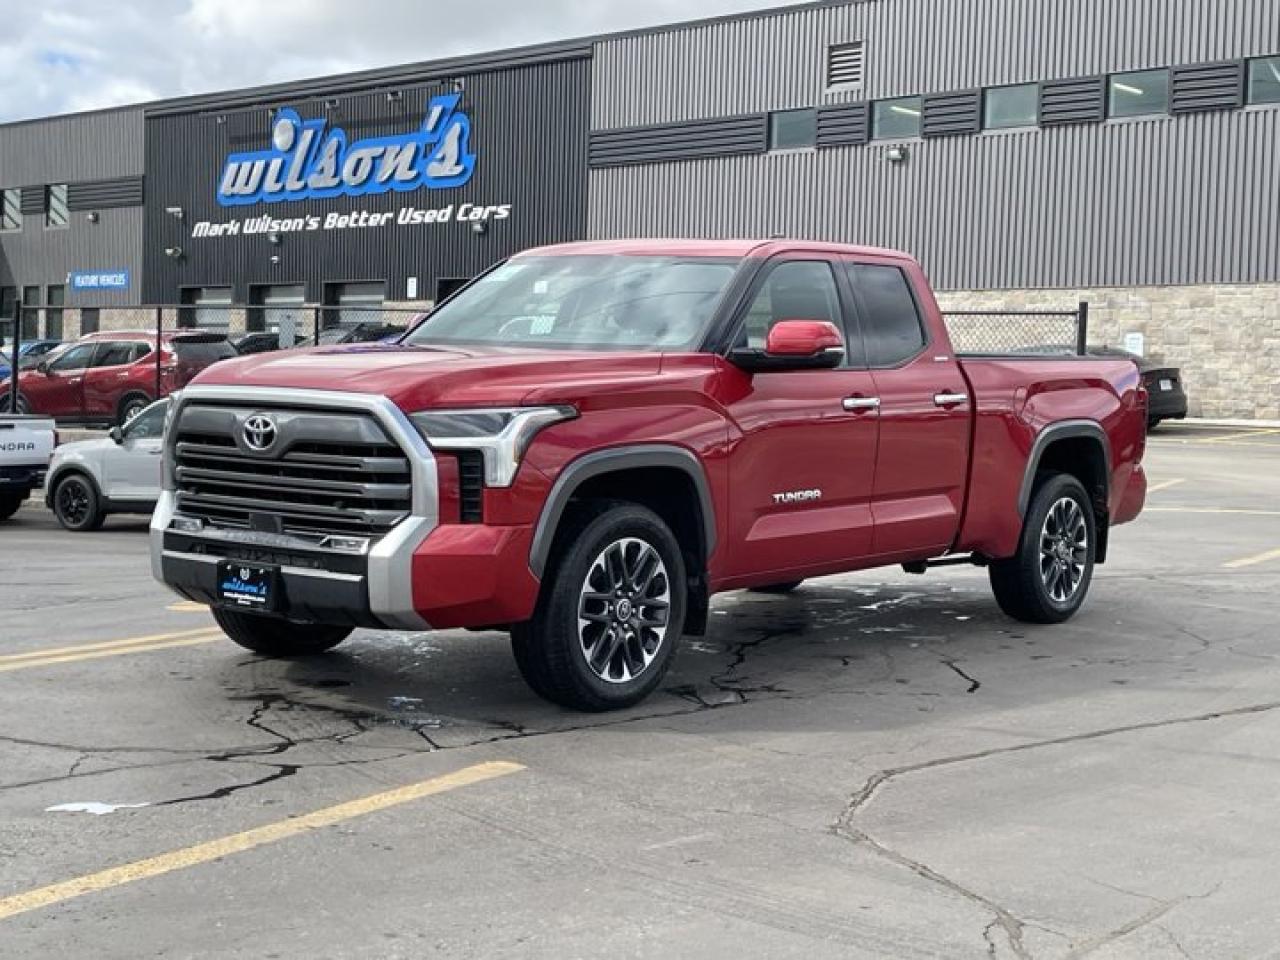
[872,96,923,139]
[46,285,65,340]
[179,286,234,330]
[1108,69,1170,118]
[984,84,1039,130]
[45,184,69,228]
[1248,56,1280,105]
[769,109,817,150]
[322,281,385,329]
[0,188,20,231]
[0,287,16,344]
[826,41,865,89]
[20,286,39,340]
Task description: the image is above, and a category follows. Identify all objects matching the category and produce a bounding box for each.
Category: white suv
[46,399,166,531]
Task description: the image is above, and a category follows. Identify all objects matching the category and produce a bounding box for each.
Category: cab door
[719,257,881,583]
[102,401,165,500]
[842,260,971,558]
[24,342,96,418]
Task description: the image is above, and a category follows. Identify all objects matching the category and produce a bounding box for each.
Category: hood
[52,437,116,461]
[190,343,669,409]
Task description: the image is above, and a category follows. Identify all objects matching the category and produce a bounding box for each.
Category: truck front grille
[172,403,413,539]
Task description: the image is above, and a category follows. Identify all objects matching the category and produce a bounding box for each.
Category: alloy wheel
[57,480,91,527]
[1039,496,1089,602]
[577,536,671,683]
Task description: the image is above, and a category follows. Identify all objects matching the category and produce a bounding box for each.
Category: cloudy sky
[0,0,792,122]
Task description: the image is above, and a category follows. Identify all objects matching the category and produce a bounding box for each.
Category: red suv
[1,331,235,425]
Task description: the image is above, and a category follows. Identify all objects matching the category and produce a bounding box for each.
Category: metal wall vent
[827,41,866,89]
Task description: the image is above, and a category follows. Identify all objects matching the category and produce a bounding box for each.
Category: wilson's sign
[217,93,476,206]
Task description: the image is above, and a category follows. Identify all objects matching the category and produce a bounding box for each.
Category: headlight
[410,405,576,487]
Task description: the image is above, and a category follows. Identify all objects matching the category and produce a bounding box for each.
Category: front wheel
[511,501,686,711]
[211,607,352,656]
[118,393,151,426]
[53,474,104,531]
[989,473,1096,624]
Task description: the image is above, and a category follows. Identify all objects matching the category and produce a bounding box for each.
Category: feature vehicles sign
[217,93,476,207]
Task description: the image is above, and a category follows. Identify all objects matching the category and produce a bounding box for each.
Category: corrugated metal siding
[0,109,144,184]
[587,108,1280,289]
[592,0,1280,126]
[0,207,143,300]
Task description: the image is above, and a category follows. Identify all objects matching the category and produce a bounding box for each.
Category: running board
[901,554,988,575]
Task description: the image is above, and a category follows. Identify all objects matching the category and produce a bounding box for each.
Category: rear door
[843,260,971,558]
[81,341,142,420]
[24,342,96,418]
[720,256,881,581]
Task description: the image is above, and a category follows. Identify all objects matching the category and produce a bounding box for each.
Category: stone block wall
[935,284,1280,420]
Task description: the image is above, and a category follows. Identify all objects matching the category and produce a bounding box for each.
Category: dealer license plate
[217,563,278,611]
[1159,379,1173,391]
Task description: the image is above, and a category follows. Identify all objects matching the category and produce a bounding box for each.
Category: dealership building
[1,0,1277,417]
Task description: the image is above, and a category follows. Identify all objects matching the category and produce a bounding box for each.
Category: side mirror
[36,360,50,375]
[108,426,123,444]
[729,320,845,373]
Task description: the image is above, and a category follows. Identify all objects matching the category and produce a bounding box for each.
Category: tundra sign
[217,93,476,207]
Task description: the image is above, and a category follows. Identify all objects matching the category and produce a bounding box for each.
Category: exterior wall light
[886,145,909,163]
[471,221,487,235]
[164,246,183,259]
[166,206,184,221]
[85,211,99,223]
[270,254,282,264]
[268,233,282,245]
[386,90,403,102]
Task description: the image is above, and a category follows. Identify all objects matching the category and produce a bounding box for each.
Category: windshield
[404,255,739,351]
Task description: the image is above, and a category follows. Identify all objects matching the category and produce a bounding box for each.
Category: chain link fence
[942,302,1089,356]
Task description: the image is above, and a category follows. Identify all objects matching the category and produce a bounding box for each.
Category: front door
[842,260,971,558]
[25,342,96,417]
[102,401,165,500]
[719,257,880,583]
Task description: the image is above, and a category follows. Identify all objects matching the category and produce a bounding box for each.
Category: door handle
[934,392,969,407]
[69,377,82,384]
[842,396,881,411]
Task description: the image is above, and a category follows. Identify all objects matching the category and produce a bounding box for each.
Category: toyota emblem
[242,414,278,452]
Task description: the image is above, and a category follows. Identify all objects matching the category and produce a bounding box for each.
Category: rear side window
[173,339,236,362]
[845,264,927,366]
[93,342,137,367]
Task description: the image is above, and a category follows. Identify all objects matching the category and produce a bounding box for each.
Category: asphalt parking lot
[3,423,1280,959]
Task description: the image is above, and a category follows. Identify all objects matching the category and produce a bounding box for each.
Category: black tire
[0,393,30,414]
[989,473,1096,624]
[511,500,687,712]
[211,607,352,656]
[0,490,25,522]
[52,473,105,532]
[749,580,804,595]
[1147,417,1162,432]
[118,393,151,426]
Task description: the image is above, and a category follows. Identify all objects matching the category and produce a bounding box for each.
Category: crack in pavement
[1063,884,1221,959]
[943,660,981,693]
[833,703,1280,959]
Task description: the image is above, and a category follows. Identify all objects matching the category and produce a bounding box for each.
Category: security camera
[165,206,184,220]
[164,246,183,259]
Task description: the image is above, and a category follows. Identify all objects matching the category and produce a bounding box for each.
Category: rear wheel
[118,393,151,426]
[749,580,804,595]
[53,473,104,532]
[0,491,25,521]
[211,607,352,656]
[0,393,30,414]
[511,501,686,711]
[989,473,1096,624]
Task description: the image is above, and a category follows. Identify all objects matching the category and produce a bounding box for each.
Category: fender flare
[1018,420,1110,517]
[529,444,717,578]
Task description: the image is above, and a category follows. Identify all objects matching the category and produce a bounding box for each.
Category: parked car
[0,340,64,380]
[0,331,235,425]
[153,238,1148,711]
[1012,344,1187,430]
[232,332,282,355]
[46,398,166,531]
[316,322,407,345]
[0,413,57,521]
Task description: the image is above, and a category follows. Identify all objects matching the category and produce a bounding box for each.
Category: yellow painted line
[1223,548,1280,570]
[0,632,223,674]
[0,761,525,922]
[1146,478,1186,493]
[0,628,220,665]
[1202,428,1280,444]
[1145,507,1280,518]
[167,601,208,613]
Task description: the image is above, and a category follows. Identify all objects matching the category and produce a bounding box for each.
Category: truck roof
[517,238,915,261]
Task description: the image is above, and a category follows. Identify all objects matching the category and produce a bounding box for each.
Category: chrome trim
[160,548,365,584]
[933,392,969,406]
[842,396,881,411]
[153,386,438,629]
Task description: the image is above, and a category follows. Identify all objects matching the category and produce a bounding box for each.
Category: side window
[48,344,96,371]
[123,403,166,439]
[737,260,843,351]
[130,342,152,363]
[846,264,926,366]
[93,342,136,368]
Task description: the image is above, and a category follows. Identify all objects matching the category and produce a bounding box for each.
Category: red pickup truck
[152,239,1147,710]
